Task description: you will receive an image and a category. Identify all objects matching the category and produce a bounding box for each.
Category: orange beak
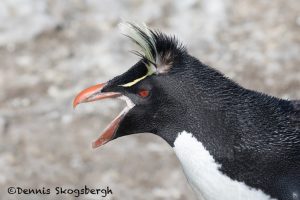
[73,82,121,108]
[73,82,123,148]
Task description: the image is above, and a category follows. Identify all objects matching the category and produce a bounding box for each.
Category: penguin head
[73,23,195,148]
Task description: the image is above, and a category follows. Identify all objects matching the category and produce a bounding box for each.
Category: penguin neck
[159,62,244,156]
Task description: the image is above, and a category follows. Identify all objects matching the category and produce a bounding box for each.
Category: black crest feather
[120,22,186,73]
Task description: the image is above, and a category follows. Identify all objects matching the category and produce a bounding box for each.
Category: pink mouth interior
[92,98,133,148]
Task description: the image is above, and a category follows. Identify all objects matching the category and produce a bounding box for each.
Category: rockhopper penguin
[73,23,300,200]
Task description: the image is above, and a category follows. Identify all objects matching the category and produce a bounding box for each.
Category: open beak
[73,82,124,148]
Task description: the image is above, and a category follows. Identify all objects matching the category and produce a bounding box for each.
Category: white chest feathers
[173,131,276,200]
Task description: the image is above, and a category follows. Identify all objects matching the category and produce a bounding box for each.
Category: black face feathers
[120,22,187,74]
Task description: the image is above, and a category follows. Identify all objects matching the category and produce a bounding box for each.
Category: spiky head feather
[120,22,186,75]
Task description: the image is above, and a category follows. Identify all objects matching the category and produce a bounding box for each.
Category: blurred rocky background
[0,0,299,199]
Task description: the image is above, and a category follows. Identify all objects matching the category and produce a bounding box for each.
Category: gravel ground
[0,0,299,199]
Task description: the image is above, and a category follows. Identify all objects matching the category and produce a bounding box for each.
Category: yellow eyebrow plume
[120,74,149,87]
[120,65,156,87]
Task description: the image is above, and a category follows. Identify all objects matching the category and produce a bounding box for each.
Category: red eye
[138,89,150,98]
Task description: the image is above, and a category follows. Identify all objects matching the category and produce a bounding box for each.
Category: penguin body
[174,131,276,200]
